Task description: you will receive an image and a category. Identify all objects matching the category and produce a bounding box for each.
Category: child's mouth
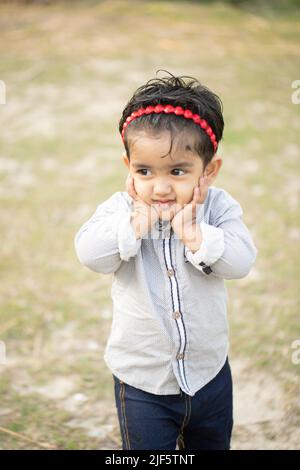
[152,200,175,208]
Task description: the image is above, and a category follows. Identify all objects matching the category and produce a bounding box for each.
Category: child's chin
[158,208,176,221]
[159,212,172,221]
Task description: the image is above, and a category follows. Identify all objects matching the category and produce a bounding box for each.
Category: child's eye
[137,169,186,176]
[137,169,151,176]
[172,169,185,176]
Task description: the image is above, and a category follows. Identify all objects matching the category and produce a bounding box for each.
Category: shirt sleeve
[74,192,141,274]
[184,190,258,279]
[184,222,225,274]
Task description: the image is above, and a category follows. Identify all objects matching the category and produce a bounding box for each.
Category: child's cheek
[133,178,148,199]
[178,181,196,205]
[180,190,194,206]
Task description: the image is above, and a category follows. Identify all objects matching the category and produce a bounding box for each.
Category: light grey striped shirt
[74,186,257,397]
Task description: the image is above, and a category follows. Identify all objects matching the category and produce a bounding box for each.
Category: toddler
[74,72,258,450]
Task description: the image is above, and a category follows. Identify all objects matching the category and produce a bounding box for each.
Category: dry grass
[0,0,299,449]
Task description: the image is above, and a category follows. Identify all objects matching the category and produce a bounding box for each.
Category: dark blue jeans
[113,357,233,450]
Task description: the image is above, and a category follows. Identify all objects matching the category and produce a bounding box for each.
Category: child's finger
[191,180,202,205]
[126,174,138,201]
[125,173,132,191]
[125,173,133,195]
[194,186,200,201]
[130,176,138,199]
[198,174,208,203]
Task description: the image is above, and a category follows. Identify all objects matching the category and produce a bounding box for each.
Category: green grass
[0,0,299,450]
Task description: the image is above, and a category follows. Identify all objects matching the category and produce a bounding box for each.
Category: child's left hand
[171,174,209,250]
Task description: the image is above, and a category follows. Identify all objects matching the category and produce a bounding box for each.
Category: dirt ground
[0,0,299,450]
[2,331,300,449]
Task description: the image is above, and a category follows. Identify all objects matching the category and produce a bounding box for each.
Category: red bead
[207,128,213,136]
[123,122,128,129]
[174,106,184,115]
[184,109,193,119]
[126,116,133,123]
[145,106,155,114]
[132,111,140,118]
[137,109,144,116]
[200,120,208,129]
[164,105,175,113]
[193,114,201,124]
[154,104,164,113]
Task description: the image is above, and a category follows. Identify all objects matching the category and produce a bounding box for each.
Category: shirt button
[173,311,181,319]
[176,353,184,360]
[167,269,174,277]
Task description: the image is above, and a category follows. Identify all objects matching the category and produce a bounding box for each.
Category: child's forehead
[128,128,200,162]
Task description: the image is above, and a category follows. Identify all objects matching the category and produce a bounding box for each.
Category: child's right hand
[125,173,160,240]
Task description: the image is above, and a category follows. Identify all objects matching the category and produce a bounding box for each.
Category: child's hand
[125,174,160,240]
[171,174,209,250]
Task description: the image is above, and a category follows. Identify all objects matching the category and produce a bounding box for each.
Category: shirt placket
[163,228,191,395]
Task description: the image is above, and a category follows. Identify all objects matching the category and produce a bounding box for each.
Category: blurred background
[0,0,299,450]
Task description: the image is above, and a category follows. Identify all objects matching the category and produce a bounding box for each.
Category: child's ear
[205,155,222,184]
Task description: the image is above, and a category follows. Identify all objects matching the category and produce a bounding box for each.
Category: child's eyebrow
[132,161,194,169]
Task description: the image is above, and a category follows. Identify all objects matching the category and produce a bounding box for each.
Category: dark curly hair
[119,70,224,168]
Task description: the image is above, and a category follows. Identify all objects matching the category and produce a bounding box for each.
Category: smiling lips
[152,200,175,208]
[153,199,174,203]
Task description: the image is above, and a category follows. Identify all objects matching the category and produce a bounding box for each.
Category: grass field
[0,0,299,449]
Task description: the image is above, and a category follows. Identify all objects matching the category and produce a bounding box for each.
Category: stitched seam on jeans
[181,393,189,431]
[186,395,192,428]
[119,382,131,450]
[177,393,189,449]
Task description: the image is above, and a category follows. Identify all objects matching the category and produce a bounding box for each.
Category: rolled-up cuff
[184,222,225,272]
[118,211,141,261]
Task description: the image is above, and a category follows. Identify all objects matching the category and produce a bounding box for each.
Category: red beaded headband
[121,104,218,152]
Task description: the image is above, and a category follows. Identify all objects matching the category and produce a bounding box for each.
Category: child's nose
[153,179,172,193]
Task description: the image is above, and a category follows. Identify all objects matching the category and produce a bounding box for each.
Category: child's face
[123,130,222,219]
